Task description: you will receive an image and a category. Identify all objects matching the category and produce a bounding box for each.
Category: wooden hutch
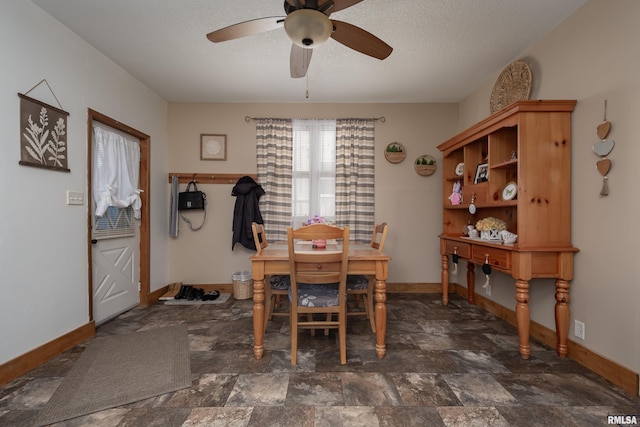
[437,100,578,359]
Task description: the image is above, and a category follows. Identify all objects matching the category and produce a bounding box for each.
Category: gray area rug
[163,292,231,305]
[34,324,191,426]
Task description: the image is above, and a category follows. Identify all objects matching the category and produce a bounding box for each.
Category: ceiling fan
[206,0,393,78]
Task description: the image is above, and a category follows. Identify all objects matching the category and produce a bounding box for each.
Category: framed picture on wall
[200,134,227,161]
[474,162,489,184]
[18,93,70,172]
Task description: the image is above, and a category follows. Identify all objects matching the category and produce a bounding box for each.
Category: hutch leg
[515,279,531,359]
[441,255,449,305]
[374,277,387,359]
[252,267,266,360]
[467,262,475,304]
[555,279,570,357]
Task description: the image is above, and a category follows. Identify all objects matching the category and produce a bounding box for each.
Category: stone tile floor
[0,293,638,426]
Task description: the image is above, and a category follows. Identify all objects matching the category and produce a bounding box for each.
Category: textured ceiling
[31,0,587,103]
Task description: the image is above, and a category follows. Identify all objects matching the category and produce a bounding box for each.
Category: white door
[92,206,140,325]
[91,122,142,325]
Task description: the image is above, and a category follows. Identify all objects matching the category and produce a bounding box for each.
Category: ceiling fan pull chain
[305,49,310,98]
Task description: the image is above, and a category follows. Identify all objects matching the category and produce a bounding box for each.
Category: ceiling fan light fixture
[284,9,332,49]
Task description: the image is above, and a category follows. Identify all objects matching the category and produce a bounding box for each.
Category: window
[256,117,374,243]
[291,119,336,227]
[93,205,135,240]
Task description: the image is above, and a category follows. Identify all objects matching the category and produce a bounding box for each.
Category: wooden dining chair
[346,222,388,333]
[251,222,290,331]
[287,224,350,365]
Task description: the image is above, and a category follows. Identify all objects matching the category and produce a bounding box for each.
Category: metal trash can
[232,270,253,299]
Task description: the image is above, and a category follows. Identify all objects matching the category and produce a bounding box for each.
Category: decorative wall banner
[18,93,70,172]
[593,99,614,196]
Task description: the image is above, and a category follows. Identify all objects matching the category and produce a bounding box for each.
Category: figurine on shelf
[468,227,479,239]
[448,180,462,205]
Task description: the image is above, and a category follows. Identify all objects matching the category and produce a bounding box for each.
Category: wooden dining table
[250,242,391,360]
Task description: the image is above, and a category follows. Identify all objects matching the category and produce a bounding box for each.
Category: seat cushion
[346,275,369,290]
[290,283,339,307]
[270,275,291,290]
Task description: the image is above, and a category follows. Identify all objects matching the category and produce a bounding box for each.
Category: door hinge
[138,281,141,292]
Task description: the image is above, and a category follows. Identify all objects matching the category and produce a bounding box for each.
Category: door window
[93,205,135,240]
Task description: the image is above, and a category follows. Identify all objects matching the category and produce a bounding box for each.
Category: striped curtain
[256,118,293,243]
[335,118,375,243]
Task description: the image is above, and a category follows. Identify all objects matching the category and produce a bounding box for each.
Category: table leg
[467,262,475,304]
[441,255,449,305]
[515,279,531,359]
[374,261,388,359]
[555,279,570,358]
[252,275,265,360]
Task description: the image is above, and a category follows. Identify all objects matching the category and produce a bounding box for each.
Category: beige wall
[167,103,457,284]
[1,2,169,364]
[169,0,638,388]
[458,0,639,377]
[8,0,637,388]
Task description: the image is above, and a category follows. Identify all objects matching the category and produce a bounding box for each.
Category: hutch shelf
[437,100,578,359]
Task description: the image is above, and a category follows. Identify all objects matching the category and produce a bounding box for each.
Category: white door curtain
[92,123,142,218]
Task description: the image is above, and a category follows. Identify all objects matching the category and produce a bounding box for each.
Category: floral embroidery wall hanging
[18,92,70,172]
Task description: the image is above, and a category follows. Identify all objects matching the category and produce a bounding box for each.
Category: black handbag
[178,181,206,210]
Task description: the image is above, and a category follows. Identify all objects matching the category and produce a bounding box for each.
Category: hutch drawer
[470,245,511,269]
[443,240,470,258]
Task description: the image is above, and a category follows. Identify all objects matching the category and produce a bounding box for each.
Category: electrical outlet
[485,283,491,296]
[574,320,585,340]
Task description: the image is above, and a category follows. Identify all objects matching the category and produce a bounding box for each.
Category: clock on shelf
[502,182,518,200]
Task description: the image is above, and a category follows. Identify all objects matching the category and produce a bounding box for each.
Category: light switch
[66,190,84,205]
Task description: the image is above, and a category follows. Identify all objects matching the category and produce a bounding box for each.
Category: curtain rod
[244,116,385,123]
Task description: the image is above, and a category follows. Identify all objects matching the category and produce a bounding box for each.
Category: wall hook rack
[168,173,257,185]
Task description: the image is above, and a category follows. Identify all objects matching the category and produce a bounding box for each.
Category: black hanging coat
[231,176,265,250]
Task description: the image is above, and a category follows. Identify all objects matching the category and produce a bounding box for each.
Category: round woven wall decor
[490,60,532,113]
[414,154,437,176]
[384,142,407,163]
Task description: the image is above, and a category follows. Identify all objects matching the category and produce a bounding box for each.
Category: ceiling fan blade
[285,0,304,8]
[330,20,392,60]
[329,0,364,13]
[207,16,285,43]
[285,1,361,15]
[290,44,313,78]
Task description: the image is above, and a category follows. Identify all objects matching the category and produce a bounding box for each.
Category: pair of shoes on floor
[175,285,204,300]
[175,285,215,301]
[174,284,192,300]
[187,287,204,300]
[202,290,220,301]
